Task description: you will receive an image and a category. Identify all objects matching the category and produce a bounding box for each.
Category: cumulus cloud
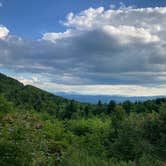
[0,26,9,39]
[0,6,166,95]
[42,29,73,42]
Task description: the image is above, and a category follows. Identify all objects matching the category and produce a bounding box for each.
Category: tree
[0,95,12,113]
[94,100,104,115]
[64,100,77,119]
[84,105,90,117]
[122,100,132,113]
[107,100,116,114]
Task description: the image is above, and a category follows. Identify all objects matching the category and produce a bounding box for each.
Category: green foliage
[0,95,12,113]
[0,73,166,165]
[107,100,116,114]
[0,73,23,94]
[122,100,132,113]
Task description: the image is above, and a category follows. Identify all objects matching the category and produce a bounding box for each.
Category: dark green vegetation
[0,73,166,166]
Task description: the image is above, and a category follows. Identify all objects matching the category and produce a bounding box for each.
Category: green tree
[107,100,116,114]
[122,100,132,113]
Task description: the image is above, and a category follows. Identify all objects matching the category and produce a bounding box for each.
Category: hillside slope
[0,73,82,116]
[0,73,23,93]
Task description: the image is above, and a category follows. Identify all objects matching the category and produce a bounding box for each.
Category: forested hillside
[0,73,165,166]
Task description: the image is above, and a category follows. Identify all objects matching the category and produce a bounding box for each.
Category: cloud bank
[0,6,166,95]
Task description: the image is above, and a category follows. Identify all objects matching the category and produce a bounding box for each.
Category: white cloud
[0,26,9,39]
[16,75,40,85]
[0,2,3,7]
[102,25,160,43]
[42,29,73,42]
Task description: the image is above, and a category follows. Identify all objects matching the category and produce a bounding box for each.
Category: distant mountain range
[56,92,165,103]
[0,72,165,105]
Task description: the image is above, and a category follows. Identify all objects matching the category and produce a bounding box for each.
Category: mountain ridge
[56,92,166,103]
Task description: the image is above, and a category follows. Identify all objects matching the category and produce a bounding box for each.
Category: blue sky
[0,0,166,38]
[0,0,166,96]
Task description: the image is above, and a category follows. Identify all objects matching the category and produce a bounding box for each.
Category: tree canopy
[0,73,165,166]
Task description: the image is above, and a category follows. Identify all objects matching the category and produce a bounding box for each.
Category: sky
[0,0,166,96]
